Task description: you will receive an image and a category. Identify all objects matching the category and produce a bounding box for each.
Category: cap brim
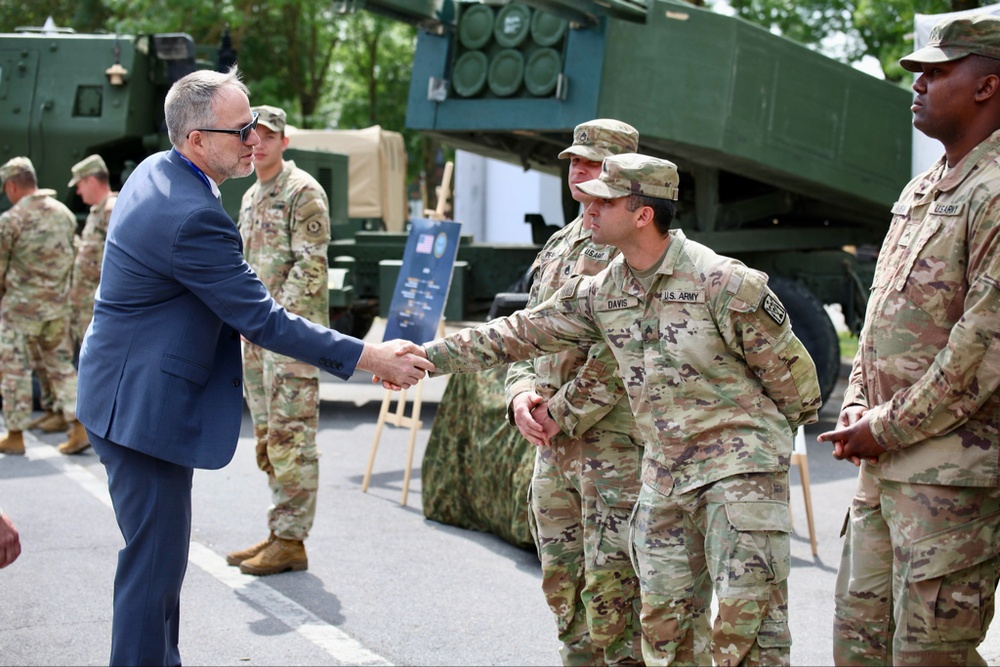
[576,179,629,199]
[558,145,613,161]
[899,46,970,72]
[68,176,80,187]
[257,120,284,132]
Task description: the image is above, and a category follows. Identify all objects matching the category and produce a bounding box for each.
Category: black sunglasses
[189,112,259,143]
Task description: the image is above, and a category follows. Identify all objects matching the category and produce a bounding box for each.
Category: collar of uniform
[936,129,1000,193]
[262,159,294,192]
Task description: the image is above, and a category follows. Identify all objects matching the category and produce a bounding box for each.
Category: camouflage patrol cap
[576,153,679,201]
[68,154,109,187]
[558,118,639,161]
[900,14,1000,72]
[0,156,35,187]
[253,105,286,133]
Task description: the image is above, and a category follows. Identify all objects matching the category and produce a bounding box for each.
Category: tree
[720,0,994,82]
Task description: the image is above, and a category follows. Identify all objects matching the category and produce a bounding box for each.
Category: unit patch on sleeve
[762,293,786,325]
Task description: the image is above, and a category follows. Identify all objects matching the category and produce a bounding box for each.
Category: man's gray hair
[164,65,249,147]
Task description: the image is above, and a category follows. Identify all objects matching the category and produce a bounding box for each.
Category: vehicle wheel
[767,276,841,407]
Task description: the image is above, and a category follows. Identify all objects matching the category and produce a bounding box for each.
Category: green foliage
[839,330,859,362]
[718,0,993,83]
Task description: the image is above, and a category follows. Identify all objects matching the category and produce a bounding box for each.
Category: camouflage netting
[422,364,535,550]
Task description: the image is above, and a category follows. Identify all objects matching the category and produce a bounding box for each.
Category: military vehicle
[0,21,543,347]
[336,0,914,404]
[2,1,915,404]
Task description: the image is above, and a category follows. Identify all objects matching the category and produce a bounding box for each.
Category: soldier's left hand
[817,413,883,466]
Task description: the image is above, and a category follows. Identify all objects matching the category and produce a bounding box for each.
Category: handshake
[357,340,434,390]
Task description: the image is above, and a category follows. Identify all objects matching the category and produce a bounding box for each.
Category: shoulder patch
[558,275,585,301]
[762,293,786,325]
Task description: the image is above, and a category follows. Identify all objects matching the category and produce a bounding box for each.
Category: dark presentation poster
[383,218,462,344]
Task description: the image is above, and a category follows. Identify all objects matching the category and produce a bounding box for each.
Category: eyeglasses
[189,112,259,143]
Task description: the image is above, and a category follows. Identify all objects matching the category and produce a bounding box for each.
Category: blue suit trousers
[91,431,193,667]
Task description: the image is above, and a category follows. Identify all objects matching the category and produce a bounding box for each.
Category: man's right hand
[512,391,549,446]
[358,340,434,390]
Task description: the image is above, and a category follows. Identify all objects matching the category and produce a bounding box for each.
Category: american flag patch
[415,233,434,254]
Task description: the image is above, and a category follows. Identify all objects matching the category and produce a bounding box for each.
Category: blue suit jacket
[77,149,364,470]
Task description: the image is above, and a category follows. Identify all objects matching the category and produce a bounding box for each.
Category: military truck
[336,0,914,404]
[0,21,544,347]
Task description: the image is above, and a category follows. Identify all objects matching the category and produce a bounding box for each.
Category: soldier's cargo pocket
[721,500,791,599]
[755,619,792,650]
[591,476,641,567]
[907,508,1000,644]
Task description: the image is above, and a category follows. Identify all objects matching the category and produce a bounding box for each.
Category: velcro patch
[762,294,786,325]
[558,275,584,301]
[726,269,767,311]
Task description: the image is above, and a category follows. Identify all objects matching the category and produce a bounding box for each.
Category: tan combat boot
[239,537,308,576]
[57,421,90,455]
[226,532,276,566]
[36,411,69,433]
[0,430,24,455]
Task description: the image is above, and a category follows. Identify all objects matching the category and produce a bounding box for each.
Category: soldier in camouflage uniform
[68,154,117,347]
[504,119,647,666]
[818,15,1000,667]
[422,154,821,666]
[29,154,119,436]
[0,157,88,456]
[226,105,331,576]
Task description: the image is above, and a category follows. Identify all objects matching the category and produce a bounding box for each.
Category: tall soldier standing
[226,105,331,576]
[421,154,821,665]
[819,14,1000,666]
[504,119,647,665]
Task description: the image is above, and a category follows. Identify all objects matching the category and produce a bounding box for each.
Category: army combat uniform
[505,213,645,665]
[426,227,821,666]
[0,189,79,431]
[69,191,117,345]
[238,159,330,541]
[833,130,1000,666]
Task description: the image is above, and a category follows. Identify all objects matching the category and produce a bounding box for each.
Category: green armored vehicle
[0,26,351,225]
[0,22,545,343]
[341,0,914,404]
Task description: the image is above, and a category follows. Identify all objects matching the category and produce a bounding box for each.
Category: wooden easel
[423,160,453,221]
[362,320,445,506]
[789,425,818,556]
[363,164,454,506]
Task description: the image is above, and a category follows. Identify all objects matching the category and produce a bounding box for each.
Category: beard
[204,144,255,183]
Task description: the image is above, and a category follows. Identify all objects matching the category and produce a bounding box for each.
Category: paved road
[2,349,998,665]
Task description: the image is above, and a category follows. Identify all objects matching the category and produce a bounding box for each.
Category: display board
[382,217,462,344]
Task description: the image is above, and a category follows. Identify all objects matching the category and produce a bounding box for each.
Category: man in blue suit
[76,65,433,667]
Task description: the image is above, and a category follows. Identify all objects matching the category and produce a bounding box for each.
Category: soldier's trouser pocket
[903,507,1000,646]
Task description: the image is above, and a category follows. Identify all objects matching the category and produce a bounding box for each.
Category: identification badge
[583,246,611,262]
[599,295,639,311]
[930,201,965,216]
[661,289,703,303]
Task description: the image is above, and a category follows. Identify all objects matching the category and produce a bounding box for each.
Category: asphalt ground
[2,326,999,665]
